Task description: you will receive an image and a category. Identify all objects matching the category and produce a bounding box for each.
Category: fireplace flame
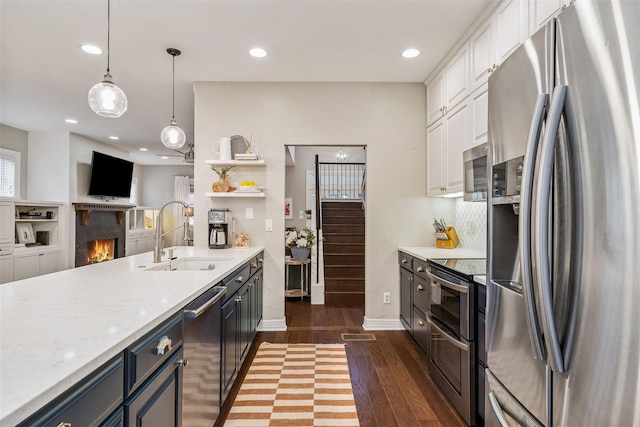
[87,239,115,264]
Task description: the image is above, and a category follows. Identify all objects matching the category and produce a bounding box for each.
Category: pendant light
[160,48,186,149]
[88,0,128,118]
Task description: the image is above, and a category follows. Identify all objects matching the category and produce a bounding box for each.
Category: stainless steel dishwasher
[181,285,227,427]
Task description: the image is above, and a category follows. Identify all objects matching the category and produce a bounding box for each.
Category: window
[0,148,21,198]
[129,177,138,205]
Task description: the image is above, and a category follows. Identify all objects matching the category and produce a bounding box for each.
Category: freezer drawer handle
[488,392,511,427]
[426,315,468,351]
[426,270,468,294]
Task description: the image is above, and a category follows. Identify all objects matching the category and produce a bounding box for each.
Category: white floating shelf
[205,192,266,198]
[205,159,265,166]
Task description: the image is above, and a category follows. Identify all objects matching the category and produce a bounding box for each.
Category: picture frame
[284,198,293,220]
[16,223,35,244]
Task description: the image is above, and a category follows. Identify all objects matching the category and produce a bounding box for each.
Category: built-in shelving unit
[205,159,267,198]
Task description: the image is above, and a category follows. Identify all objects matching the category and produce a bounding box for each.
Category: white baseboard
[256,318,287,332]
[362,316,405,331]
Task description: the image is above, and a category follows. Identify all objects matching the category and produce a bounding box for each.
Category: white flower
[285,227,315,248]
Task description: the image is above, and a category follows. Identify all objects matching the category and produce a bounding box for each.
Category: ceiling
[0,0,493,165]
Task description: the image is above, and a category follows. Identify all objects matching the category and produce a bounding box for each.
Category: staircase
[321,201,365,307]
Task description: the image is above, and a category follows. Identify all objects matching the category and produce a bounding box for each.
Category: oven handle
[426,270,468,294]
[426,314,469,351]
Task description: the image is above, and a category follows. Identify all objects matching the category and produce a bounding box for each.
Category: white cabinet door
[426,72,445,126]
[470,20,496,90]
[530,0,564,32]
[495,0,528,64]
[14,253,39,281]
[471,84,489,147]
[0,256,13,284]
[40,251,59,275]
[0,202,15,244]
[444,101,469,193]
[427,120,445,196]
[445,44,470,110]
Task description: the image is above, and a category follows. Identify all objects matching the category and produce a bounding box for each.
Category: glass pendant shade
[161,118,186,149]
[88,72,128,118]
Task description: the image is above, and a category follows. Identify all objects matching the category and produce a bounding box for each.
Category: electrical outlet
[245,208,253,220]
[383,292,391,304]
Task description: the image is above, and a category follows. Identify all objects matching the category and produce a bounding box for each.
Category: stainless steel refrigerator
[486,1,640,426]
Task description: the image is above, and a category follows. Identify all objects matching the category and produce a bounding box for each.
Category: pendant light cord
[172,53,175,120]
[106,0,111,73]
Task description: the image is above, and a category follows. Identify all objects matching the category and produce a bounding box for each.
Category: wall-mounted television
[88,151,134,199]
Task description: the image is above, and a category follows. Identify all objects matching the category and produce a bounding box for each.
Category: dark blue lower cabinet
[124,347,183,427]
[101,407,124,427]
[17,354,124,427]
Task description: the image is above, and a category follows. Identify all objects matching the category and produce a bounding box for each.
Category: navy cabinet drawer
[126,312,182,395]
[249,252,264,277]
[19,354,124,427]
[413,275,429,314]
[413,308,429,353]
[398,252,413,271]
[222,263,251,298]
[413,258,429,280]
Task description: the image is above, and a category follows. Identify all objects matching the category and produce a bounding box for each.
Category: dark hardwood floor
[216,299,466,427]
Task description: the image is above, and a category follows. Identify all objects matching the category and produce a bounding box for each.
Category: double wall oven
[425,258,485,426]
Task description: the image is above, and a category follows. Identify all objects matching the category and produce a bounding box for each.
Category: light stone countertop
[0,246,263,427]
[474,275,487,286]
[398,246,485,261]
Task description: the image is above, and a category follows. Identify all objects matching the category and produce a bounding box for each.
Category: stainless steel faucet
[154,200,189,263]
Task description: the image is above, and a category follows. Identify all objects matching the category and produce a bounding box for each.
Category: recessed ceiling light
[249,47,267,58]
[109,136,119,140]
[402,48,420,58]
[81,44,102,55]
[139,148,148,152]
[161,156,169,159]
[65,118,78,124]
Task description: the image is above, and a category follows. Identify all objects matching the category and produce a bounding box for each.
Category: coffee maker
[208,208,232,249]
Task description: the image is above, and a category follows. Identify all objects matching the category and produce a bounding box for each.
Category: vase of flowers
[285,227,315,260]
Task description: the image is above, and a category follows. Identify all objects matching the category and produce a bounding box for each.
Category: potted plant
[285,227,315,260]
[304,209,312,219]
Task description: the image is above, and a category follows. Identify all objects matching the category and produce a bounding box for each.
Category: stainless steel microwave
[463,143,490,201]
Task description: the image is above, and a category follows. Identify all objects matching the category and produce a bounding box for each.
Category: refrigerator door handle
[488,392,512,427]
[519,93,549,361]
[534,84,568,373]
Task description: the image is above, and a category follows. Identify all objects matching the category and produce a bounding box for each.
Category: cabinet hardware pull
[417,319,424,327]
[417,284,424,291]
[154,336,172,355]
[401,258,408,264]
[251,263,257,268]
[56,423,72,427]
[236,276,244,283]
[248,283,254,288]
[258,258,263,264]
[176,359,189,367]
[416,266,424,272]
[236,296,243,303]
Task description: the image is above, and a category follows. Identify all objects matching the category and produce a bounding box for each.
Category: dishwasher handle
[184,287,227,319]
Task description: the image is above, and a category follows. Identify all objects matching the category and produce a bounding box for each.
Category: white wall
[139,165,194,207]
[193,82,439,329]
[0,124,28,199]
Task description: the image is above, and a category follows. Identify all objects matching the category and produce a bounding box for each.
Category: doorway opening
[284,145,366,322]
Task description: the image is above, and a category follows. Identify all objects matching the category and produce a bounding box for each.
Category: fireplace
[74,204,130,267]
[86,238,117,264]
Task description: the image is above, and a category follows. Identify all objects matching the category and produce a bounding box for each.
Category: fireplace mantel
[73,203,133,226]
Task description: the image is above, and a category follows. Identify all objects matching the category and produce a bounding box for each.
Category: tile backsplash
[454,198,487,253]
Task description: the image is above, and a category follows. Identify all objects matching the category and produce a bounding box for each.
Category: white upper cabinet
[427,72,445,125]
[445,45,470,110]
[495,0,529,64]
[470,83,489,147]
[426,44,470,127]
[529,0,570,32]
[426,101,470,197]
[470,20,496,90]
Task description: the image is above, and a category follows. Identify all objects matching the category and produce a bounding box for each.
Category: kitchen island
[0,245,264,427]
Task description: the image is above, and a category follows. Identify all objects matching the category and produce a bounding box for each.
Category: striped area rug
[224,343,360,426]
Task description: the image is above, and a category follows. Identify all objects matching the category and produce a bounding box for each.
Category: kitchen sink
[141,256,234,272]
